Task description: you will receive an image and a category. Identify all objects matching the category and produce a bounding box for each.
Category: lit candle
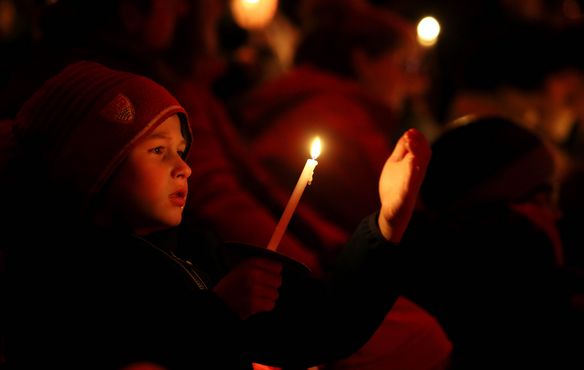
[267,137,321,251]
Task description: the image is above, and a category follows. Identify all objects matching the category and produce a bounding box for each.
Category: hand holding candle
[267,137,321,251]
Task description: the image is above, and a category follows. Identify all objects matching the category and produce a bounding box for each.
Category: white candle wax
[267,158,318,251]
[267,137,321,251]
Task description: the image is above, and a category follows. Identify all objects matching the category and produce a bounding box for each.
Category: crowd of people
[1,0,583,369]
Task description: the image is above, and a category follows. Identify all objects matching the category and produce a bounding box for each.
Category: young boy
[3,61,430,370]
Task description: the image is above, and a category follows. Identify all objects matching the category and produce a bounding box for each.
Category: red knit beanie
[13,60,191,215]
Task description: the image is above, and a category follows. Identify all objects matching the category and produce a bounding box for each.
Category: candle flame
[310,137,321,159]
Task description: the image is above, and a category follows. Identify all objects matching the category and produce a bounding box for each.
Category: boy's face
[104,114,191,235]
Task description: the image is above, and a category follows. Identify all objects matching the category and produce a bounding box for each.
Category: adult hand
[213,257,283,319]
[378,128,431,243]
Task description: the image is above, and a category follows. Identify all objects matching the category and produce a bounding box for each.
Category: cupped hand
[378,128,431,243]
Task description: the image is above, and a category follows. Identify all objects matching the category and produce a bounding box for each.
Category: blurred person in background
[233,0,431,239]
[399,115,583,370]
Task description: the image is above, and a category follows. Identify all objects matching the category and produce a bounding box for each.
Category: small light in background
[417,16,441,47]
[0,0,16,39]
[230,0,279,30]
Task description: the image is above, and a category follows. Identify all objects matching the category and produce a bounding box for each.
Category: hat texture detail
[100,93,136,124]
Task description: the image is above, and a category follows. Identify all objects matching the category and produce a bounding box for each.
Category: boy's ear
[119,0,146,33]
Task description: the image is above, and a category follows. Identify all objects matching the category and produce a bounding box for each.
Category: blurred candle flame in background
[417,16,441,47]
[230,0,279,30]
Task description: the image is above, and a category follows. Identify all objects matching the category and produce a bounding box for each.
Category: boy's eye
[151,146,165,154]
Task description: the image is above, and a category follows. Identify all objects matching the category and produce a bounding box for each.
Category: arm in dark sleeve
[242,212,402,367]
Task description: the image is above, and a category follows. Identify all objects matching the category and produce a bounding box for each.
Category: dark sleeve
[242,212,402,367]
[104,234,250,370]
[8,229,250,370]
